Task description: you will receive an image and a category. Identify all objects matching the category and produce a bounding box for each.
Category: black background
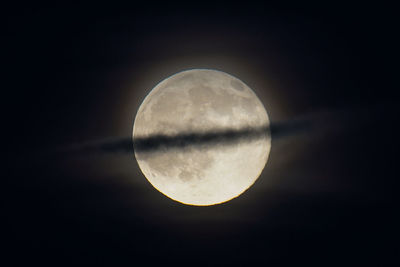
[5,2,399,266]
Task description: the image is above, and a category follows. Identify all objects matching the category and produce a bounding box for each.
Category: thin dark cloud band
[51,105,375,157]
[133,125,270,152]
[54,117,313,156]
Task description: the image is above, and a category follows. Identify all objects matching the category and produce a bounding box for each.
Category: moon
[133,69,271,206]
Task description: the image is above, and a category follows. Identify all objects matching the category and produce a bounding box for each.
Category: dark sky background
[5,2,399,266]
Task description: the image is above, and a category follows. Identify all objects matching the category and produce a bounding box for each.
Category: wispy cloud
[53,107,359,156]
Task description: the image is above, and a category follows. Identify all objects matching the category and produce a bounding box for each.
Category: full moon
[133,69,271,206]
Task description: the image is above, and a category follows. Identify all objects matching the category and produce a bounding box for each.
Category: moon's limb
[133,69,271,206]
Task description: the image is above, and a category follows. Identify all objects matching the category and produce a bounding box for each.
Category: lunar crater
[230,80,245,91]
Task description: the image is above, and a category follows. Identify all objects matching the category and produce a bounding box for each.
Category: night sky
[5,2,399,266]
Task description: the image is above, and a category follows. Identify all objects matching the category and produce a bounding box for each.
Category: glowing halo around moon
[132,69,271,206]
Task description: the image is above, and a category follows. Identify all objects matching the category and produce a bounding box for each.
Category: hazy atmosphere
[5,2,399,266]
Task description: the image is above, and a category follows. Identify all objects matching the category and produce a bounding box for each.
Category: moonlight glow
[133,69,271,206]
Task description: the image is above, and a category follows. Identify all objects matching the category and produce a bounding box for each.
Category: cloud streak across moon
[52,111,331,157]
[49,103,379,159]
[133,125,269,152]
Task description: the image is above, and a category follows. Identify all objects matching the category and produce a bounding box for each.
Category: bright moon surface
[133,69,271,206]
